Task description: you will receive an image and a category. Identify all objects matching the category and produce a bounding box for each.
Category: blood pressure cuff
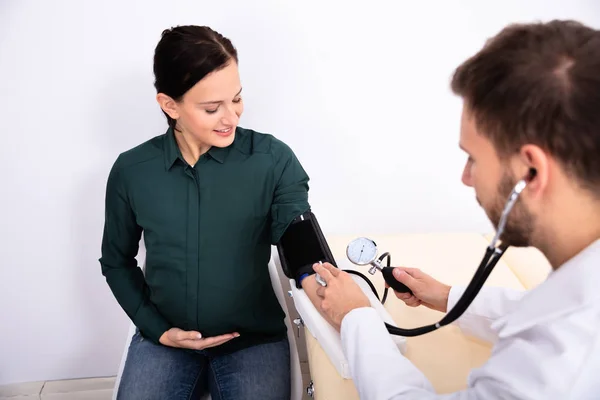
[277,211,337,288]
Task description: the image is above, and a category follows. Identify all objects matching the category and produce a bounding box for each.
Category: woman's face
[160,61,244,148]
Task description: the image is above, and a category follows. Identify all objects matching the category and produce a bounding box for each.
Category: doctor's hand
[387,267,451,313]
[159,328,240,350]
[312,262,371,331]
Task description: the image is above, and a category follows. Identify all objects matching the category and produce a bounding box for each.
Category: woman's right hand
[388,267,451,313]
[159,328,240,350]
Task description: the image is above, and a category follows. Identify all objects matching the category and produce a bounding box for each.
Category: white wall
[1,0,598,385]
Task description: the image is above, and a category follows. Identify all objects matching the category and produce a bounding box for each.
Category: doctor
[307,19,600,399]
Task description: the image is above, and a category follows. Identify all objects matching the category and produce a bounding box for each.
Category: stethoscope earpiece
[528,168,537,181]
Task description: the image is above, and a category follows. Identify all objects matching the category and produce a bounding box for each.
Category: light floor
[0,371,313,400]
[0,377,115,400]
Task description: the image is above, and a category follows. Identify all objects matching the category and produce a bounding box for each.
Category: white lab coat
[341,239,600,399]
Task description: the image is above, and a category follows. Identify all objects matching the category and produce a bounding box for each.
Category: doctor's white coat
[340,239,600,399]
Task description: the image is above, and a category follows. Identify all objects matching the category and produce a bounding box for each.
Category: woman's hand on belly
[159,327,240,350]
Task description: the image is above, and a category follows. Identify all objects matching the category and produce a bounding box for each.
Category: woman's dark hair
[153,25,238,130]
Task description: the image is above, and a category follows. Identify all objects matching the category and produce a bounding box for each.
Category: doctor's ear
[517,145,548,194]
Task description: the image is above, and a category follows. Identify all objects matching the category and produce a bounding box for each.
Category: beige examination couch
[300,232,552,399]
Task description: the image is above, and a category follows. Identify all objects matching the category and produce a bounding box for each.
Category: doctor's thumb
[393,268,416,289]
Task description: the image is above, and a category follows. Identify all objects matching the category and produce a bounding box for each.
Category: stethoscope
[343,168,537,337]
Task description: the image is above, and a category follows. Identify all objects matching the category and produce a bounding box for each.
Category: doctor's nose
[462,162,473,187]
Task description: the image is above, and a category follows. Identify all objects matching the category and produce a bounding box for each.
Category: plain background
[1,0,598,386]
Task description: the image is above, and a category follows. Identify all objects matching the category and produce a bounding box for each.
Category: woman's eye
[205,108,218,114]
[233,97,242,103]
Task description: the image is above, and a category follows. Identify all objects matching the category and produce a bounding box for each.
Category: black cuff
[294,265,316,289]
[276,210,337,289]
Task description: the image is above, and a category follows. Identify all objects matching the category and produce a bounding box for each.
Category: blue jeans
[117,331,291,400]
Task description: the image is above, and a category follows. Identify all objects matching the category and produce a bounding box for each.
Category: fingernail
[198,333,202,339]
[393,268,402,278]
[234,333,240,337]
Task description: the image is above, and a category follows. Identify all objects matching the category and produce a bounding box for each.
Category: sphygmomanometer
[277,210,414,335]
[277,211,337,288]
[277,168,536,337]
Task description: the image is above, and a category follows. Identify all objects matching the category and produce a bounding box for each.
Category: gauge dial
[346,237,378,265]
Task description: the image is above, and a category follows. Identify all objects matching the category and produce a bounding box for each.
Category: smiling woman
[153,26,244,164]
[99,25,310,400]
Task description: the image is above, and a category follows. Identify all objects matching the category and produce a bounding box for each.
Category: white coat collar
[493,239,600,337]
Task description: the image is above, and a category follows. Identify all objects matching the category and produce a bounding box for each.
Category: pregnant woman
[100,25,310,400]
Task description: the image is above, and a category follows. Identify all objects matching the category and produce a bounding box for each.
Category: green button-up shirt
[99,126,310,354]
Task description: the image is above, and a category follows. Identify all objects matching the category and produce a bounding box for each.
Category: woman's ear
[156,93,179,120]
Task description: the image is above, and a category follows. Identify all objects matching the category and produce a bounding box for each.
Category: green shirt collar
[207,145,230,164]
[163,127,233,170]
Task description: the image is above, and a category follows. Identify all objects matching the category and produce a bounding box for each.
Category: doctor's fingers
[316,285,327,298]
[394,266,421,275]
[395,292,413,301]
[313,263,341,282]
[403,296,422,307]
[313,263,336,283]
[320,262,340,277]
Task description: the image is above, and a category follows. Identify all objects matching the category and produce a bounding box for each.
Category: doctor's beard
[487,171,535,247]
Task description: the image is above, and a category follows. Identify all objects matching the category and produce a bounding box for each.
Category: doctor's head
[154,25,243,148]
[451,20,600,249]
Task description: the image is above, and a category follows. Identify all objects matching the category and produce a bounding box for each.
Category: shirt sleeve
[341,307,437,400]
[340,307,529,400]
[447,286,526,344]
[99,156,172,343]
[269,139,311,244]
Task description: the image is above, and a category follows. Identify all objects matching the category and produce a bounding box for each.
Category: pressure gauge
[346,237,380,274]
[346,237,414,294]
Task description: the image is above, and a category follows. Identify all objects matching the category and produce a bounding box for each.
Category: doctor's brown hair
[451,20,600,195]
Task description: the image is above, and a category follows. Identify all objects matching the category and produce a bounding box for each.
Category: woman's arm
[99,156,172,344]
[269,138,311,245]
